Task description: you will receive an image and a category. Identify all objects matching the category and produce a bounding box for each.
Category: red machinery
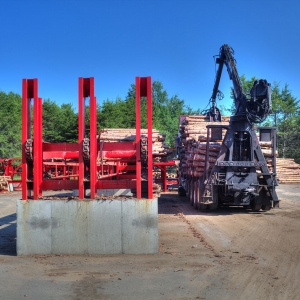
[0,158,22,178]
[21,77,173,200]
[0,158,22,191]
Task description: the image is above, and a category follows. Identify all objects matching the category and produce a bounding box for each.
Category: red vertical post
[162,166,167,192]
[136,76,153,199]
[89,79,97,199]
[33,95,42,199]
[78,77,96,199]
[22,79,39,200]
[78,78,85,199]
[22,79,30,200]
[135,77,142,199]
[146,76,153,199]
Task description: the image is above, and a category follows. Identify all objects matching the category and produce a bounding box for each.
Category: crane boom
[210,44,271,124]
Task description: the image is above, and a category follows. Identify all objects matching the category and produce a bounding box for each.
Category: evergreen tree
[0,91,22,157]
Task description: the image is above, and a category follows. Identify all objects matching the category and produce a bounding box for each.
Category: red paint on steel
[96,180,136,189]
[146,77,153,199]
[89,79,97,199]
[41,180,79,191]
[101,142,136,151]
[21,79,29,199]
[153,161,176,191]
[101,150,136,159]
[43,143,79,152]
[78,77,96,198]
[135,77,142,198]
[19,76,156,199]
[78,78,85,199]
[33,96,43,199]
[135,77,154,199]
[22,79,38,200]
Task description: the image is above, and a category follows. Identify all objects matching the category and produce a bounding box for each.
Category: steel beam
[78,78,85,198]
[33,96,42,199]
[22,79,38,200]
[135,77,142,198]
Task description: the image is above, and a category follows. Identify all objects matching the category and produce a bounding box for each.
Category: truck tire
[178,186,186,197]
[208,186,219,211]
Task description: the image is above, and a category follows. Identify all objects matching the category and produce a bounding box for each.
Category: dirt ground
[1,185,300,300]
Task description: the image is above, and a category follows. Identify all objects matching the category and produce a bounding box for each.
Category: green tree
[225,75,257,115]
[58,103,78,142]
[42,99,63,142]
[273,84,299,159]
[97,80,194,147]
[0,91,22,157]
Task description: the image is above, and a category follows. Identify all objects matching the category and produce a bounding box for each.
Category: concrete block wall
[17,199,158,255]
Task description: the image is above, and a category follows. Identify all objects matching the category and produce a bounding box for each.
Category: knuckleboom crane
[200,44,279,211]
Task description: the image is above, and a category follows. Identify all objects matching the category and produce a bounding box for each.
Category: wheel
[261,204,271,211]
[193,180,200,208]
[208,185,219,211]
[251,199,261,212]
[198,203,207,211]
[194,179,200,209]
[189,180,194,205]
[178,186,186,197]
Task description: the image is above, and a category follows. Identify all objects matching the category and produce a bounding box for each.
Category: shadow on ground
[0,213,16,256]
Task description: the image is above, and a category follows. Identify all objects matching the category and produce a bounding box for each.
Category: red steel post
[78,78,85,199]
[22,79,30,200]
[136,76,153,199]
[78,77,96,199]
[135,77,142,199]
[22,79,38,200]
[33,96,43,199]
[146,76,153,199]
[89,79,97,199]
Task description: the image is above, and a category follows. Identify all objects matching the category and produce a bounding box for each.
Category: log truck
[180,44,279,211]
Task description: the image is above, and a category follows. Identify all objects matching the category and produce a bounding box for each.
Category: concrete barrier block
[51,200,88,254]
[114,189,133,196]
[17,200,52,255]
[97,189,114,196]
[17,198,158,255]
[122,199,158,254]
[87,200,122,254]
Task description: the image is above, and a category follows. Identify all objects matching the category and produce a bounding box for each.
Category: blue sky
[1,0,300,112]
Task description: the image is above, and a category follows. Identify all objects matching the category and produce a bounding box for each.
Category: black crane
[200,44,279,211]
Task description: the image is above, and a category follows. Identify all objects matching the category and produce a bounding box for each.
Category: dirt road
[1,185,300,300]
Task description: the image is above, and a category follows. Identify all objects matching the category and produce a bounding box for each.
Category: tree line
[0,78,299,163]
[0,81,200,158]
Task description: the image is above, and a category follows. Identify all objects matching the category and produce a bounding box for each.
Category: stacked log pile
[153,171,177,179]
[178,115,230,179]
[0,176,10,191]
[275,158,300,184]
[98,128,173,196]
[179,115,231,143]
[178,115,300,184]
[98,128,172,157]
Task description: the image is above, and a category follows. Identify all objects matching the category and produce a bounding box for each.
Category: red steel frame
[153,160,176,192]
[78,77,97,199]
[136,76,153,199]
[22,79,41,200]
[21,76,155,200]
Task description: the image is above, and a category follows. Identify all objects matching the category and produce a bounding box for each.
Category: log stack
[275,158,300,184]
[0,176,10,191]
[178,115,230,179]
[178,115,300,184]
[178,115,231,143]
[98,128,173,196]
[98,128,172,158]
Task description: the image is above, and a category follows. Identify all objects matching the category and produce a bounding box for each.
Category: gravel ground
[0,185,300,300]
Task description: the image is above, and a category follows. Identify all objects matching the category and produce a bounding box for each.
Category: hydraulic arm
[200,44,279,211]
